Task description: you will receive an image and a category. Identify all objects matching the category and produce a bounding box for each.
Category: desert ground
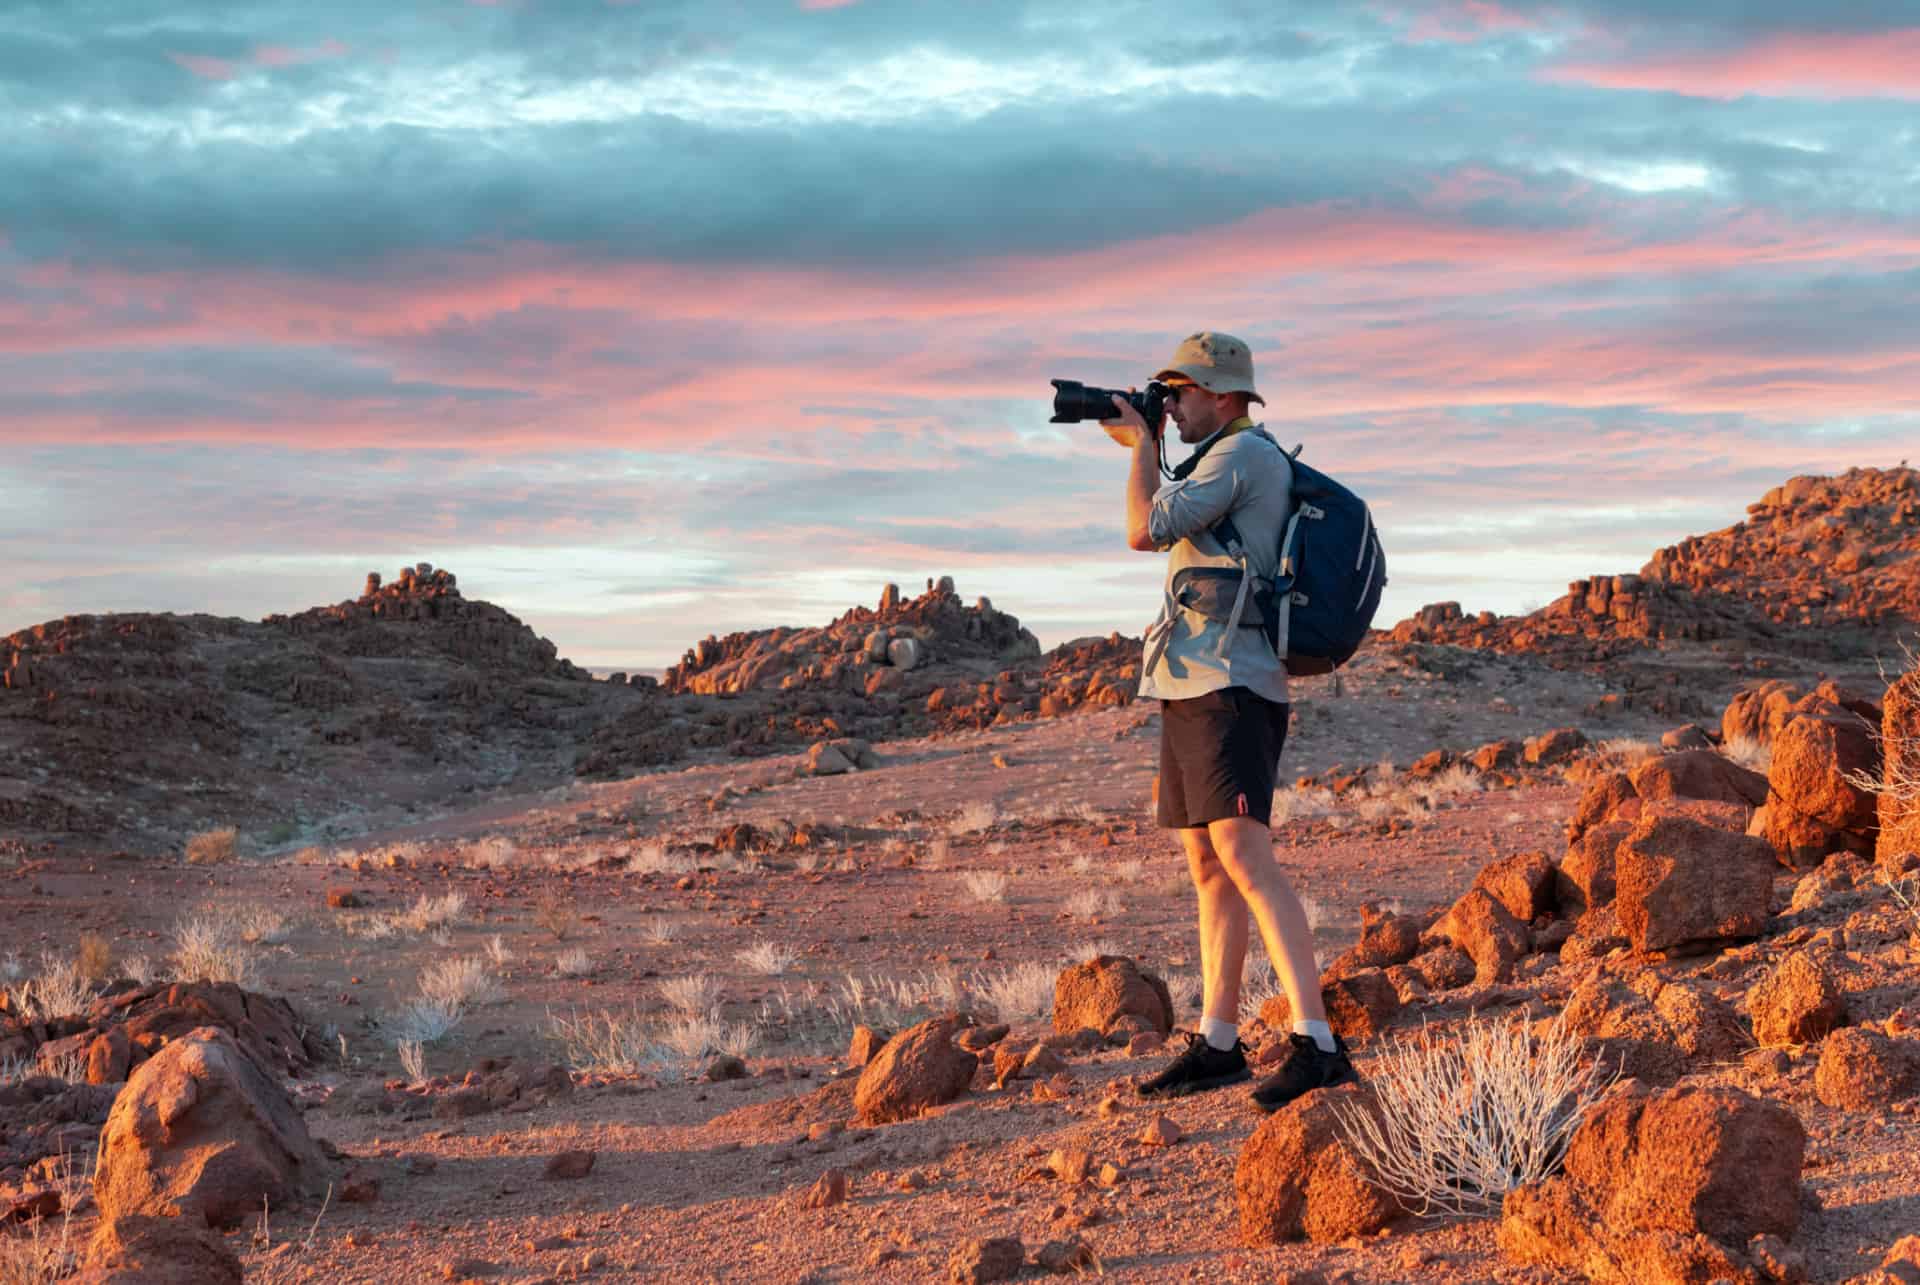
[7,636,1919,1284]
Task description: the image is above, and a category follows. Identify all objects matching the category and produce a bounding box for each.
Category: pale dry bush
[185,825,239,865]
[120,954,155,986]
[0,1152,84,1283]
[484,934,514,967]
[547,1007,666,1077]
[640,917,684,946]
[949,800,999,836]
[735,941,799,975]
[9,957,92,1023]
[1594,737,1658,766]
[234,906,291,945]
[460,836,519,869]
[75,933,112,983]
[170,913,258,987]
[386,996,461,1044]
[962,870,1009,903]
[1068,853,1097,877]
[974,961,1055,1022]
[658,973,722,1015]
[1114,858,1146,883]
[1333,1011,1614,1217]
[534,894,583,941]
[396,891,466,935]
[1064,888,1121,919]
[625,843,691,876]
[396,1039,426,1084]
[554,947,593,978]
[418,956,503,1010]
[1723,734,1772,773]
[1166,971,1202,1014]
[1270,785,1336,827]
[1413,764,1482,808]
[336,911,398,941]
[1236,956,1286,1025]
[1883,872,1920,937]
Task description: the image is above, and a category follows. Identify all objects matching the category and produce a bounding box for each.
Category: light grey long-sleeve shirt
[1137,425,1293,704]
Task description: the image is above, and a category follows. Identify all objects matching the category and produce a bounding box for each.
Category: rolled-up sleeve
[1146,445,1243,549]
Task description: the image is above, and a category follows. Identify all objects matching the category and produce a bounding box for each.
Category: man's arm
[1106,394,1162,552]
[1126,431,1159,551]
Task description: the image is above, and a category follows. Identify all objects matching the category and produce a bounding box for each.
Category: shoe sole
[1247,1065,1357,1114]
[1136,1066,1252,1099]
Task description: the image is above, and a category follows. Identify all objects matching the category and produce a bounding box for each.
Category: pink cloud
[1547,28,1920,100]
[168,52,237,81]
[800,0,860,9]
[1399,0,1542,44]
[253,39,351,68]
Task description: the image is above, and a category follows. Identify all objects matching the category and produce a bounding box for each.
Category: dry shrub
[554,947,593,978]
[1333,1010,1614,1217]
[534,894,583,941]
[76,933,112,983]
[170,912,258,987]
[185,826,239,865]
[962,870,1008,903]
[975,961,1054,1022]
[657,973,721,1015]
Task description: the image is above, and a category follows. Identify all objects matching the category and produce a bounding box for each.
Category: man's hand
[1101,393,1152,449]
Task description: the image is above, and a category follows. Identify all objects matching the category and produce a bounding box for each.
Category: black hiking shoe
[1249,1033,1357,1113]
[1136,1031,1251,1099]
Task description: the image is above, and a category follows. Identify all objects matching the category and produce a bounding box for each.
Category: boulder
[1258,969,1401,1045]
[1629,750,1768,809]
[1472,850,1557,922]
[1349,905,1423,969]
[1562,975,1747,1085]
[887,637,925,671]
[1748,951,1848,1048]
[1766,711,1881,866]
[1052,956,1173,1038]
[78,1214,245,1284]
[946,1236,1025,1284]
[1814,1027,1919,1110]
[1660,724,1715,751]
[1560,904,1628,963]
[1614,812,1775,954]
[803,741,854,776]
[1498,1083,1805,1284]
[1720,680,1801,747]
[1433,889,1531,984]
[93,1025,330,1229]
[1877,671,1920,874]
[1408,944,1475,992]
[854,1015,978,1125]
[1559,820,1630,916]
[1524,726,1589,767]
[1235,1081,1399,1244]
[1470,738,1525,771]
[1567,772,1640,845]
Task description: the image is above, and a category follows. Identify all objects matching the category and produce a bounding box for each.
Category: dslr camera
[1050,378,1173,437]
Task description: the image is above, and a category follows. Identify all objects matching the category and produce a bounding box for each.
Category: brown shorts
[1155,687,1291,830]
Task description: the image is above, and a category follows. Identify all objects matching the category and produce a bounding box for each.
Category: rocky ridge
[1390,465,1919,663]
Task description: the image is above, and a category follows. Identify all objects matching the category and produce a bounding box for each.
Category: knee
[1184,845,1227,888]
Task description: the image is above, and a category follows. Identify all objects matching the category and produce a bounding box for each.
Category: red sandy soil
[9,654,1917,1282]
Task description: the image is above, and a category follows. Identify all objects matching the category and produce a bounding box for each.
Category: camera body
[1050,379,1172,436]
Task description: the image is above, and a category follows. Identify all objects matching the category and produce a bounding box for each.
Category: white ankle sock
[1199,1016,1239,1051]
[1294,1019,1337,1053]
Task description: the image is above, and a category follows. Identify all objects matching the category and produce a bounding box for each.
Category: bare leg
[1205,815,1328,1026]
[1178,827,1250,1026]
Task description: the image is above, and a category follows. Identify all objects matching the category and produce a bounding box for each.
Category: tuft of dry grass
[961,870,1009,903]
[974,961,1054,1022]
[658,973,723,1015]
[185,826,239,865]
[1723,734,1772,774]
[170,912,258,987]
[735,941,799,976]
[1064,888,1121,919]
[554,947,593,978]
[417,955,503,1010]
[534,894,584,942]
[76,933,112,984]
[396,891,466,935]
[7,957,92,1024]
[625,843,691,876]
[640,917,684,947]
[948,800,1000,836]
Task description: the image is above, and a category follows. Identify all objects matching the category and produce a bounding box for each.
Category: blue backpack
[1209,434,1387,675]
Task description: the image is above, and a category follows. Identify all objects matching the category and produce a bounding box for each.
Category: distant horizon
[8,3,1918,665]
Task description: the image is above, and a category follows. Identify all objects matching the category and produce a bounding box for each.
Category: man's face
[1163,379,1229,444]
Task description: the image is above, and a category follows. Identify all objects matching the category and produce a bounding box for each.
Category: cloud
[1548,27,1920,100]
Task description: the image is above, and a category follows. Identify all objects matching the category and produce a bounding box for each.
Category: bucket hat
[1154,331,1264,405]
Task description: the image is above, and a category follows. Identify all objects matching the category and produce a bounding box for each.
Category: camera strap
[1167,416,1254,481]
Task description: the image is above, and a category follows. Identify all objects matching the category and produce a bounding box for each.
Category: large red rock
[853,1015,978,1125]
[1235,1081,1399,1244]
[1562,974,1746,1085]
[1766,711,1881,866]
[92,1025,330,1230]
[77,1214,245,1284]
[1052,956,1173,1038]
[1472,850,1557,922]
[1814,1027,1920,1110]
[1434,888,1531,983]
[1525,726,1589,767]
[1567,772,1640,844]
[1629,750,1767,809]
[1349,904,1423,969]
[1559,820,1630,916]
[1748,951,1848,1048]
[1721,680,1801,747]
[1879,671,1920,874]
[1499,1083,1805,1283]
[1258,969,1401,1045]
[1614,812,1775,954]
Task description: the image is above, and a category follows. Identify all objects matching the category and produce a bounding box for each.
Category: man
[1103,331,1354,1112]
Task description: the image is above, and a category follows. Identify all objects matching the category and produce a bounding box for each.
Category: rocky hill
[1389,466,1919,663]
[0,564,621,851]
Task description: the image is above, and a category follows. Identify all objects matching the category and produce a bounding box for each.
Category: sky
[4,0,1918,669]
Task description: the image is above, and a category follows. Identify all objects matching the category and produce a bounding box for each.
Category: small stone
[542,1149,595,1181]
[1035,1238,1100,1274]
[1138,1114,1183,1146]
[1125,1031,1164,1057]
[443,1260,499,1281]
[581,1248,609,1271]
[704,1055,748,1082]
[800,1168,849,1209]
[326,887,362,908]
[1097,1163,1124,1188]
[947,1235,1026,1283]
[1095,1095,1122,1117]
[1046,1149,1092,1184]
